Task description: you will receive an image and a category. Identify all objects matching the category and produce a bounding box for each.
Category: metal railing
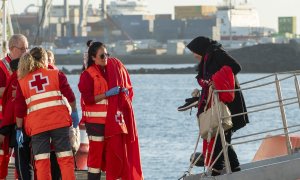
[183,71,300,179]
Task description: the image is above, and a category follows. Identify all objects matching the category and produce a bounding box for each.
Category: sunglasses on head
[99,53,110,59]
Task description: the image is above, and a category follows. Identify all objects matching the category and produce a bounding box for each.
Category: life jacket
[0,56,12,120]
[18,68,71,136]
[81,65,108,124]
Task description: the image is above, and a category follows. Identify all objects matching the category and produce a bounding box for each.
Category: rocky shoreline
[61,66,198,75]
[57,42,300,74]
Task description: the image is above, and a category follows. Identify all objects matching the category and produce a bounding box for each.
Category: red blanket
[105,57,143,180]
[212,66,235,103]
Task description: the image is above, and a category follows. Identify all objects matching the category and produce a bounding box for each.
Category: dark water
[67,73,300,180]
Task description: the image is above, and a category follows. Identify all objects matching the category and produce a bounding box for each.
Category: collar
[5,54,12,63]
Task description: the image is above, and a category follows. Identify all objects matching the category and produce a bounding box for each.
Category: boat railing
[184,71,300,179]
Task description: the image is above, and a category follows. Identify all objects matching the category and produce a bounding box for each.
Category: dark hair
[9,58,20,72]
[30,47,46,62]
[86,41,106,69]
[86,40,93,47]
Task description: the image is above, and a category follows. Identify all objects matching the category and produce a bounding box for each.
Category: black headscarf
[186,36,221,56]
[187,36,223,76]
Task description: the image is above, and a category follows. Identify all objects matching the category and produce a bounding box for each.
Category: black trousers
[50,151,61,180]
[31,127,73,179]
[31,127,71,156]
[212,130,240,171]
[14,130,34,180]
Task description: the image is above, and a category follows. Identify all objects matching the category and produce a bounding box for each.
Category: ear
[91,55,96,62]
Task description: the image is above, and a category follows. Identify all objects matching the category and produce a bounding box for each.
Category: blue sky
[7,0,300,33]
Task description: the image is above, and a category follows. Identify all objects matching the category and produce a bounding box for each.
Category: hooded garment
[186,36,220,57]
[105,57,143,180]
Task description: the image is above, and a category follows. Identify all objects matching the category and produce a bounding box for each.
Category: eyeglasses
[99,53,110,59]
[14,46,28,52]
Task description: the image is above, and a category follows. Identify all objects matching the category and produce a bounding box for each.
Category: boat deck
[184,146,300,180]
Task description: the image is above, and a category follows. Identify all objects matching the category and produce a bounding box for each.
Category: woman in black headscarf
[186,36,249,176]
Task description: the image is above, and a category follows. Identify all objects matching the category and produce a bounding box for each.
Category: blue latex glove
[121,87,129,96]
[16,129,24,148]
[71,110,80,128]
[105,86,120,97]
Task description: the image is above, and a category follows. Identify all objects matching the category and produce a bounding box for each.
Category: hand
[16,129,24,148]
[121,87,129,95]
[209,81,215,89]
[71,110,80,128]
[105,86,120,97]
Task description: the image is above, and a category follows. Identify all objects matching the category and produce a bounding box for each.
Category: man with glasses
[0,34,31,179]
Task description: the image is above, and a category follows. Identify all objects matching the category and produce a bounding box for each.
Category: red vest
[0,56,12,120]
[18,68,71,136]
[81,65,108,124]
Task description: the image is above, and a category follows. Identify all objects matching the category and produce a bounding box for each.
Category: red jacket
[105,57,143,180]
[0,55,12,120]
[0,72,18,128]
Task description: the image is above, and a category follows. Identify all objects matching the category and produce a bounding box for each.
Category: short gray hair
[8,34,28,48]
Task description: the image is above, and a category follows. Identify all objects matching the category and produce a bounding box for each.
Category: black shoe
[232,166,241,172]
[178,97,198,111]
[190,152,204,167]
[211,169,221,176]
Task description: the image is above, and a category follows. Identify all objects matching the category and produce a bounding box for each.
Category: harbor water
[66,73,300,180]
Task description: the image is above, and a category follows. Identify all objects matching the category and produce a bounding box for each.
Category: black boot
[232,166,241,172]
[190,152,204,167]
[88,172,101,180]
[211,169,221,176]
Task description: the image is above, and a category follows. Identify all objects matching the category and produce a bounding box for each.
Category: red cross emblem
[29,73,49,93]
[115,111,125,124]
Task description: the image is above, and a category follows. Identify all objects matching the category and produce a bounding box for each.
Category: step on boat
[180,71,300,180]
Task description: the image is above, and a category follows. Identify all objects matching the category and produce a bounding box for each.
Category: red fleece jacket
[1,72,18,128]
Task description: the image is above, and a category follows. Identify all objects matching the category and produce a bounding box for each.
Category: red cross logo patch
[29,73,49,93]
[115,111,125,124]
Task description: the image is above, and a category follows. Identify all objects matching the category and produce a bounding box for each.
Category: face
[48,53,54,65]
[48,57,54,64]
[193,52,202,62]
[44,53,49,67]
[10,40,29,59]
[92,47,109,67]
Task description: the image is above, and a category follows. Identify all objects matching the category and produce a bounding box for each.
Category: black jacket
[187,36,249,131]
